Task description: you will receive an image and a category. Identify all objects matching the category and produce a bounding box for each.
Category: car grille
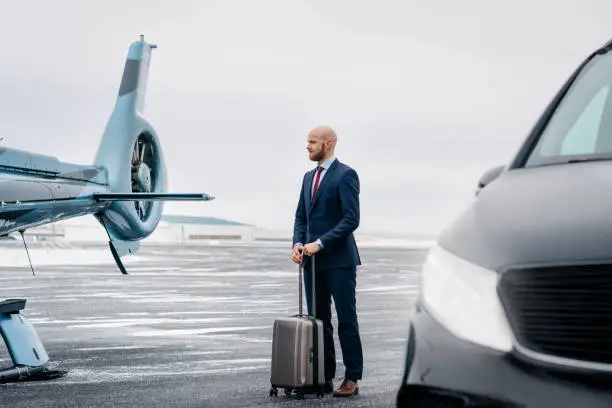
[498,264,612,366]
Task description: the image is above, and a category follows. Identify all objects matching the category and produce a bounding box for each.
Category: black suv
[397,38,612,408]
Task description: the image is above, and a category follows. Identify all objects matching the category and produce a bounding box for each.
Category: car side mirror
[476,165,505,195]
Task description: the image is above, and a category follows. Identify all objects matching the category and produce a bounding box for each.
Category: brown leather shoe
[333,379,359,397]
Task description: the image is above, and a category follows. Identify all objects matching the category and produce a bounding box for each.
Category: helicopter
[0,35,213,384]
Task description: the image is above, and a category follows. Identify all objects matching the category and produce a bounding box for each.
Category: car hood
[438,161,612,271]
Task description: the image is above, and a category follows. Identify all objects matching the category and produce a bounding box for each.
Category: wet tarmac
[0,242,427,407]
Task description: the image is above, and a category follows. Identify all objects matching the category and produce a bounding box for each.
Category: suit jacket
[292,158,361,270]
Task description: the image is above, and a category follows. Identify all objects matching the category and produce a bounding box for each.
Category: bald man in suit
[291,125,363,397]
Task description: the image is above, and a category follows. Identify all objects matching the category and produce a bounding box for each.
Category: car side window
[560,86,609,155]
[524,52,612,167]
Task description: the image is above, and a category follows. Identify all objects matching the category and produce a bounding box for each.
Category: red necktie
[312,166,324,198]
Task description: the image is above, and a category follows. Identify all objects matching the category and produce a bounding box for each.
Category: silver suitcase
[269,255,325,398]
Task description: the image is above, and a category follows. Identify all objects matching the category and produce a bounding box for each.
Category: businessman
[291,125,363,398]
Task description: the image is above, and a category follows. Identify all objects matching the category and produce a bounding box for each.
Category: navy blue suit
[292,157,363,382]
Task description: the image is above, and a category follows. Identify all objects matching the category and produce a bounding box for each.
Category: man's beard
[311,148,326,162]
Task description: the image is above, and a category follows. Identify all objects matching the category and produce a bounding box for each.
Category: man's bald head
[310,125,337,144]
[306,125,337,163]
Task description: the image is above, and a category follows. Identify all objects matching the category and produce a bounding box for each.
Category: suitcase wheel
[269,386,278,397]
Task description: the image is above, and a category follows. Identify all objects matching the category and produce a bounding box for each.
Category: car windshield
[524,51,612,167]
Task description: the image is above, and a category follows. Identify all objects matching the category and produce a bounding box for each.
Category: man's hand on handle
[291,241,321,263]
[303,242,321,256]
[291,244,304,264]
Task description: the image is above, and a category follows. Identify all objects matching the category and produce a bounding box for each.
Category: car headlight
[420,244,514,352]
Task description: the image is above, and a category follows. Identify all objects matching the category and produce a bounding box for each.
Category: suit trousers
[303,260,363,382]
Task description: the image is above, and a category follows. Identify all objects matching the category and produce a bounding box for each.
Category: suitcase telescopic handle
[298,251,315,318]
[299,252,303,316]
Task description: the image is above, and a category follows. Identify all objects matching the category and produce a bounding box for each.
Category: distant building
[153,214,257,243]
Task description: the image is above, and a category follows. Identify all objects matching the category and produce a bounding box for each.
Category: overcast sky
[1,0,612,235]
